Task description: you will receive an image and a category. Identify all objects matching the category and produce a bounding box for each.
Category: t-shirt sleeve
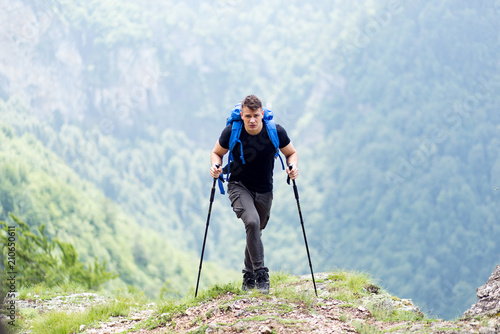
[218,124,232,149]
[276,124,291,148]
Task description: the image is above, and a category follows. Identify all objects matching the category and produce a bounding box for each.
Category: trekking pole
[195,164,220,298]
[287,164,318,297]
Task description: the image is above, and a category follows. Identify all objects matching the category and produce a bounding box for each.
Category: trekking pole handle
[210,164,221,202]
[213,164,221,178]
[287,164,293,185]
[288,164,299,200]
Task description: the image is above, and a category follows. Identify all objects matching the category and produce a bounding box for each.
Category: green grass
[16,283,149,334]
[245,301,294,315]
[270,272,315,307]
[27,300,134,334]
[369,306,424,322]
[353,321,383,334]
[194,282,243,303]
[187,324,209,334]
[327,269,374,302]
[18,281,88,300]
[270,270,300,286]
[241,315,275,322]
[277,317,307,325]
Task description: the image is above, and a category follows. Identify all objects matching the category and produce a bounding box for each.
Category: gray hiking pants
[227,181,273,273]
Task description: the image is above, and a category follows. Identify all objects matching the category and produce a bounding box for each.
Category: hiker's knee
[243,214,260,234]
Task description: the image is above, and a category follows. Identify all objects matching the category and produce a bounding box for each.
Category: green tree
[0,214,116,290]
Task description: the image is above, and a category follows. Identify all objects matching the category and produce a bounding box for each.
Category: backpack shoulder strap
[228,121,243,152]
[220,104,245,194]
[227,103,243,152]
[263,108,285,170]
[228,109,245,165]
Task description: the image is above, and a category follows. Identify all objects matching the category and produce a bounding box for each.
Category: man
[210,95,299,294]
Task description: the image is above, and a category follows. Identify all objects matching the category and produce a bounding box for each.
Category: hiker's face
[241,106,264,135]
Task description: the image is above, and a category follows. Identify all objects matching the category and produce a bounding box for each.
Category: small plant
[276,302,294,315]
[353,321,383,334]
[205,308,214,319]
[155,301,190,324]
[19,307,38,320]
[195,282,242,302]
[368,304,424,322]
[326,269,375,304]
[187,324,208,334]
[242,315,275,322]
[270,271,299,286]
[190,315,203,326]
[339,313,350,322]
[329,270,373,293]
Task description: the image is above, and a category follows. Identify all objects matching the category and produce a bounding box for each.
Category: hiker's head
[241,95,264,135]
[241,95,262,111]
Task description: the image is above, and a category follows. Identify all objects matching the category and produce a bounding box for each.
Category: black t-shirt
[219,123,291,193]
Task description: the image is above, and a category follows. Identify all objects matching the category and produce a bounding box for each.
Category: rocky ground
[3,269,500,334]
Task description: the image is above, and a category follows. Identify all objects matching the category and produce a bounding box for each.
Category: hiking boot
[255,268,270,294]
[242,272,256,291]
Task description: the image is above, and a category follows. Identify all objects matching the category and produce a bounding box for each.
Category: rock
[205,324,218,333]
[79,324,86,331]
[357,305,368,312]
[479,328,497,334]
[259,325,273,334]
[397,299,424,316]
[463,265,500,318]
[365,295,395,314]
[3,292,19,302]
[365,284,380,294]
[231,321,248,332]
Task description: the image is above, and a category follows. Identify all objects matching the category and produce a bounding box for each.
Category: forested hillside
[0,116,237,296]
[1,0,499,319]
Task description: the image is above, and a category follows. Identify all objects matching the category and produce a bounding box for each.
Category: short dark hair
[241,95,262,111]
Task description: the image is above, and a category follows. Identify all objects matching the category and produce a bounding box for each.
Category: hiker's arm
[280,142,299,180]
[210,140,228,178]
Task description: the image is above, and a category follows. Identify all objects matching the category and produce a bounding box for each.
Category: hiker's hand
[287,165,299,180]
[210,164,222,179]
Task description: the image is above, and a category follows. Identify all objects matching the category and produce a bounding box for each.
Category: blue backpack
[218,103,285,194]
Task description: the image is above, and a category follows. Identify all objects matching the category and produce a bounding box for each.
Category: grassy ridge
[13,269,432,333]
